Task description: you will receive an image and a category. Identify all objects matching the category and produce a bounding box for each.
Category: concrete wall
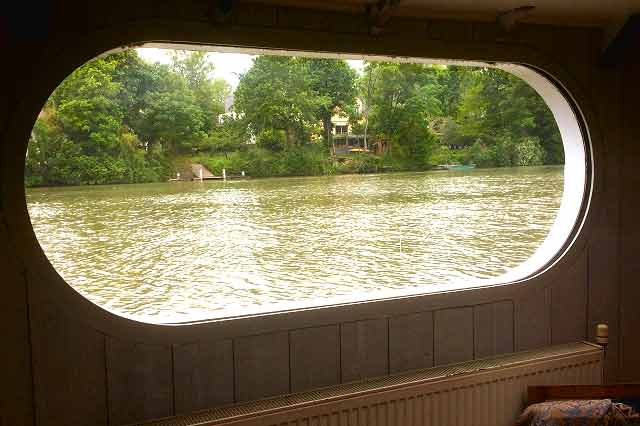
[0,2,637,425]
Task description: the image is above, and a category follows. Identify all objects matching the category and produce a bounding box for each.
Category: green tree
[301,58,357,154]
[434,65,469,117]
[170,51,231,132]
[202,118,248,157]
[26,49,221,185]
[50,54,123,156]
[234,56,321,149]
[140,86,206,154]
[358,63,380,150]
[170,50,214,89]
[257,128,287,152]
[111,50,162,133]
[25,105,74,186]
[455,67,563,166]
[367,62,442,167]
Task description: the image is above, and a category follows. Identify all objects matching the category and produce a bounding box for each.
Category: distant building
[330,107,361,154]
[218,94,238,124]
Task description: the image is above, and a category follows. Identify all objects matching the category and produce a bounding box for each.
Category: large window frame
[1,21,596,343]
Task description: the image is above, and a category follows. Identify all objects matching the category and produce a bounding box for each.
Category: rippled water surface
[27,166,563,322]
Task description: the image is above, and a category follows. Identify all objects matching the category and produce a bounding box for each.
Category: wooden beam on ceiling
[496,5,536,33]
[601,14,640,67]
[367,0,401,35]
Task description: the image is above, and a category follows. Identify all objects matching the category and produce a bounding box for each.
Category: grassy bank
[181,146,423,179]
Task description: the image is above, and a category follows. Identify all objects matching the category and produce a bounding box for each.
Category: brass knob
[596,323,609,346]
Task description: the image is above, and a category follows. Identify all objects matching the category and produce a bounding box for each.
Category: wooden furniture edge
[528,384,640,405]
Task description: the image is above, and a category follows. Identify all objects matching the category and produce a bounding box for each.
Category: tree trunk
[363,67,376,152]
[363,113,369,151]
[284,127,294,150]
[323,118,334,156]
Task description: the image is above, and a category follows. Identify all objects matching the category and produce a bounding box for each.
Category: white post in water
[199,167,203,181]
[222,168,227,180]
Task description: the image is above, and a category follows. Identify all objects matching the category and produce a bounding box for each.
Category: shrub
[515,137,545,166]
[257,129,287,152]
[468,135,546,168]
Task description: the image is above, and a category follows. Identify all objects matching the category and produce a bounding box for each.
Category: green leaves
[26,48,564,187]
[302,58,358,117]
[234,56,358,151]
[26,49,228,186]
[141,88,206,153]
[170,50,215,90]
[52,56,124,156]
[365,62,442,167]
[235,56,319,146]
[452,67,562,166]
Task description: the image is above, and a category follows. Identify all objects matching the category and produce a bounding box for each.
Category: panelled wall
[0,2,637,425]
[619,59,640,382]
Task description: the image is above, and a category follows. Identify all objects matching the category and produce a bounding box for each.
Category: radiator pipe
[596,323,609,383]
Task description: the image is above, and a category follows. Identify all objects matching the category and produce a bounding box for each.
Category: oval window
[25,46,588,323]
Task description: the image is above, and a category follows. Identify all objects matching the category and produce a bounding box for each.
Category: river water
[26,166,563,323]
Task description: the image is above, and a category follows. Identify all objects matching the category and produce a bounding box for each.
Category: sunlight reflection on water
[27,166,563,323]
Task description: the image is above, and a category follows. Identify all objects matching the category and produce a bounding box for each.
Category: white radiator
[140,342,602,426]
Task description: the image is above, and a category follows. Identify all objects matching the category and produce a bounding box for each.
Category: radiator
[138,342,602,426]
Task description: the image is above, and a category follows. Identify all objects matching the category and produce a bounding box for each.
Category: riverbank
[187,148,399,180]
[24,146,433,188]
[25,143,564,188]
[179,144,486,180]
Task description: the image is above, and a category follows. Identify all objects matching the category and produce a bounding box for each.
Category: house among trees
[330,109,366,155]
[330,106,391,156]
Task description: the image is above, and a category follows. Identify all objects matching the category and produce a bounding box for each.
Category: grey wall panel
[234,332,290,402]
[552,252,588,344]
[474,301,514,359]
[341,319,389,382]
[0,227,34,426]
[389,312,434,373]
[516,288,552,351]
[290,325,340,392]
[588,62,622,382]
[619,61,640,382]
[29,276,107,426]
[434,308,474,365]
[173,339,234,415]
[106,338,174,425]
[549,26,596,90]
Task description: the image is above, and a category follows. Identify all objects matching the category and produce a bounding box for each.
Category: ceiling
[246,0,640,27]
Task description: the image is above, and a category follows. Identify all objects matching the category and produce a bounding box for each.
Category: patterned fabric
[612,402,640,424]
[516,399,640,426]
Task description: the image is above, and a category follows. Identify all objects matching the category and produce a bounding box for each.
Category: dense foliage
[26,49,563,187]
[26,50,231,186]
